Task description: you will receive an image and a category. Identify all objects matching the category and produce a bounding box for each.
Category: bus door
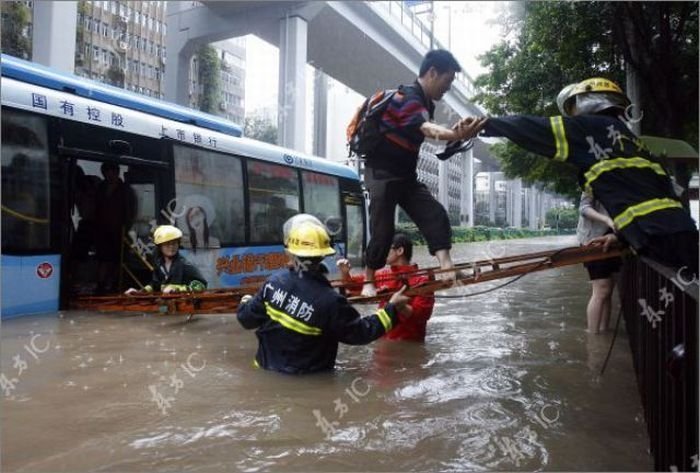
[59,146,168,300]
[341,190,366,268]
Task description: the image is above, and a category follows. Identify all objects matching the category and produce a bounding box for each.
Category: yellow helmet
[286,222,336,257]
[562,77,631,116]
[153,225,183,245]
[283,213,325,247]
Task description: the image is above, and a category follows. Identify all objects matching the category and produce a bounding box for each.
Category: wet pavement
[1,236,651,471]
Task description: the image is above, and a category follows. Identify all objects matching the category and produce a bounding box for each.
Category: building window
[93,46,100,60]
[102,22,109,36]
[85,16,92,31]
[102,48,109,64]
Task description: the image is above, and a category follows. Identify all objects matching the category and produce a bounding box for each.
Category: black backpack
[346,87,404,159]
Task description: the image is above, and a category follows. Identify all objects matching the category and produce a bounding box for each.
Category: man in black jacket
[237,219,409,374]
[361,49,486,296]
[479,77,698,276]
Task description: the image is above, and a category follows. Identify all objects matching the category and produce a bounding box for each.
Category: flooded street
[1,236,651,471]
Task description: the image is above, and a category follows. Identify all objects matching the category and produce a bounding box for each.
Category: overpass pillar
[528,187,538,230]
[313,69,328,157]
[278,15,308,151]
[32,1,77,73]
[512,178,522,228]
[488,172,497,224]
[461,150,474,227]
[164,2,195,106]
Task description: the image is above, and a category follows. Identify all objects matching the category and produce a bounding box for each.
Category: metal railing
[369,1,479,99]
[619,256,698,471]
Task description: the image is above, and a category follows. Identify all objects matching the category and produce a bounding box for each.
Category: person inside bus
[71,165,101,261]
[95,162,137,293]
[236,218,411,374]
[337,233,435,342]
[125,225,207,295]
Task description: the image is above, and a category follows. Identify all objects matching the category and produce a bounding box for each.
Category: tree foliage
[1,1,31,60]
[473,2,698,199]
[244,116,278,145]
[197,45,221,114]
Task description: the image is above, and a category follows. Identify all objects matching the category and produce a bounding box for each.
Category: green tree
[1,1,31,59]
[197,45,221,114]
[546,208,578,230]
[474,2,698,199]
[244,116,278,145]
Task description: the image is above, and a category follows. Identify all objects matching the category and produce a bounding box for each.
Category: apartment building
[188,37,246,125]
[75,0,167,98]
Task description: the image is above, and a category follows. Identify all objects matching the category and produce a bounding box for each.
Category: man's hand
[455,116,488,140]
[388,285,410,312]
[335,258,352,279]
[240,294,253,305]
[588,233,618,252]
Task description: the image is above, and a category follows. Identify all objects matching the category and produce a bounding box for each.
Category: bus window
[345,204,364,267]
[301,171,341,238]
[173,145,245,248]
[1,110,51,252]
[247,160,300,243]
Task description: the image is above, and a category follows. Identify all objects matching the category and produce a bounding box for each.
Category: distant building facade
[75,0,168,98]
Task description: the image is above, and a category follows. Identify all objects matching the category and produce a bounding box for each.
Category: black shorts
[584,256,622,280]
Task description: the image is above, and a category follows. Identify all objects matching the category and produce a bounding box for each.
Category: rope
[599,305,624,376]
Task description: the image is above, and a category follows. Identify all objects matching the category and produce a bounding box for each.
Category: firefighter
[237,219,410,374]
[477,77,698,276]
[124,225,207,295]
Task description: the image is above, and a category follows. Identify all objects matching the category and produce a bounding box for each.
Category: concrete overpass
[165,0,488,225]
[165,1,483,147]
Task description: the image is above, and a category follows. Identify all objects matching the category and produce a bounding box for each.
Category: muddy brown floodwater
[1,236,652,472]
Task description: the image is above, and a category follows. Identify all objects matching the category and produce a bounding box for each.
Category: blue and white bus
[1,54,366,318]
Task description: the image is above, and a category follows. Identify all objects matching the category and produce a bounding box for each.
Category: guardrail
[369,1,479,98]
[619,256,698,471]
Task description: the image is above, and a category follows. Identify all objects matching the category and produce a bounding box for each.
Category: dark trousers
[364,169,451,270]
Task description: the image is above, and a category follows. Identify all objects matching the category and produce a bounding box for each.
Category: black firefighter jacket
[237,268,400,374]
[483,114,696,251]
